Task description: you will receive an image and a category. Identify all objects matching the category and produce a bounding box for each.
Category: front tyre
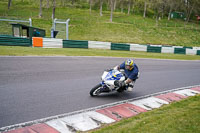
[90,84,102,96]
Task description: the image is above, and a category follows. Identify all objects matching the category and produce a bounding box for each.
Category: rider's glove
[105,68,113,72]
[113,66,120,70]
[114,81,126,88]
[119,81,126,88]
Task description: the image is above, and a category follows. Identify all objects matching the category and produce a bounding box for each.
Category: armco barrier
[197,50,200,55]
[130,44,147,52]
[88,41,111,49]
[63,40,88,48]
[186,49,197,55]
[43,38,62,48]
[147,45,162,53]
[0,35,32,47]
[161,46,174,54]
[2,36,200,56]
[174,47,186,54]
[183,46,193,49]
[111,43,130,51]
[32,37,43,47]
[193,47,200,50]
[32,37,63,48]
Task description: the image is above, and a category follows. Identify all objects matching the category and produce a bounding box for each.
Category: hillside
[0,0,200,47]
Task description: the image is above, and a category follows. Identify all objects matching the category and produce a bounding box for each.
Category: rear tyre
[90,84,102,96]
[117,87,125,93]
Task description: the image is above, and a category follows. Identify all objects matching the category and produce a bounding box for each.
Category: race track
[0,56,200,128]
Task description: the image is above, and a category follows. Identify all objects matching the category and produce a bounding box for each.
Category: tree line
[8,0,200,23]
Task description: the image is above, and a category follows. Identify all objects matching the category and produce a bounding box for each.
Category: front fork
[100,81,111,92]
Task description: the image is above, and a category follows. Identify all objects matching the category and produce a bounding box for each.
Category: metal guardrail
[0,18,32,26]
[52,18,70,40]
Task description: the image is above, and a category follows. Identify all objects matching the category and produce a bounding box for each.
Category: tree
[132,0,137,15]
[128,0,132,15]
[183,0,198,23]
[120,0,124,13]
[47,0,50,8]
[192,0,200,17]
[166,0,180,20]
[110,0,115,22]
[151,0,163,26]
[161,0,165,18]
[114,0,117,11]
[89,0,92,13]
[72,0,75,5]
[167,0,173,20]
[39,0,42,18]
[143,0,148,18]
[61,0,67,6]
[8,0,12,10]
[100,0,103,16]
[52,0,56,20]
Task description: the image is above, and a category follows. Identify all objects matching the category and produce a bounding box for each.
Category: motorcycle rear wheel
[90,84,102,96]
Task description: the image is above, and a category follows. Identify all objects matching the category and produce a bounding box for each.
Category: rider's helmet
[125,59,134,70]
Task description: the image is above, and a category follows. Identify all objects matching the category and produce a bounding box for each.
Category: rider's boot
[126,81,135,92]
[127,84,134,91]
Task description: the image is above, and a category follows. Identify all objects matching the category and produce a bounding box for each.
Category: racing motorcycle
[90,69,127,96]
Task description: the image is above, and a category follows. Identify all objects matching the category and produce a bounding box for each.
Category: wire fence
[53,18,70,40]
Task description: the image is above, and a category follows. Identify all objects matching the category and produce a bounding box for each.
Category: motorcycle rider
[114,59,139,92]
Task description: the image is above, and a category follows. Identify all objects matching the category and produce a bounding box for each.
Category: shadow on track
[89,91,139,100]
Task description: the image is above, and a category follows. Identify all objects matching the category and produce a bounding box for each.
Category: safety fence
[0,35,32,47]
[0,35,200,56]
[32,37,200,56]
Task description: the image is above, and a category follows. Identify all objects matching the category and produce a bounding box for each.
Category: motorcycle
[90,69,127,96]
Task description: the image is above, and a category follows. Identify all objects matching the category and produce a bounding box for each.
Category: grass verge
[0,46,200,60]
[91,95,200,133]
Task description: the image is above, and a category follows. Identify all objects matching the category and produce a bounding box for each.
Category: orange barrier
[32,37,43,47]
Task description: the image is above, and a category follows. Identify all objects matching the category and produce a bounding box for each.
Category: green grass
[91,95,200,133]
[0,0,200,47]
[0,46,200,60]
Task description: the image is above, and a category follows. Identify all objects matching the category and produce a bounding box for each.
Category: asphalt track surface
[0,56,200,128]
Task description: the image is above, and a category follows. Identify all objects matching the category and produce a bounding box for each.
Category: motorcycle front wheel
[90,84,102,96]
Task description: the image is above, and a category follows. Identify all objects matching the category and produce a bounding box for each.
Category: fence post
[66,19,70,40]
[29,18,32,26]
[53,18,57,31]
